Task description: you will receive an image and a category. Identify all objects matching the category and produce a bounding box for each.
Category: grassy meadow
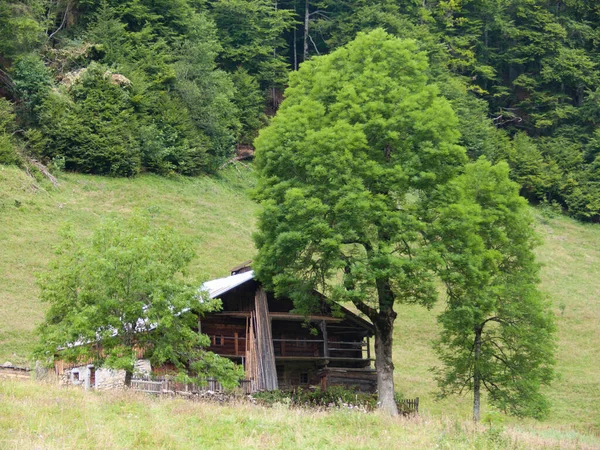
[0,165,258,366]
[1,379,599,450]
[1,164,600,444]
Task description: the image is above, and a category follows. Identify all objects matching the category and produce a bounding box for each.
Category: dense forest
[0,0,599,221]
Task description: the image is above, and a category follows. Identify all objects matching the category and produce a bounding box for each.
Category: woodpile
[245,287,278,391]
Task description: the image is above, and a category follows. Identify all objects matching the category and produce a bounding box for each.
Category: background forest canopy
[0,0,599,221]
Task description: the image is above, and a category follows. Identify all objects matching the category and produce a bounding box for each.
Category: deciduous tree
[36,214,242,387]
[253,29,466,415]
[433,159,556,421]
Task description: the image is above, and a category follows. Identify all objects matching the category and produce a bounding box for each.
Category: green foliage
[1,0,600,219]
[0,0,46,61]
[254,29,465,305]
[253,29,466,414]
[0,98,19,165]
[172,12,239,170]
[12,53,53,123]
[2,0,243,176]
[230,68,266,145]
[254,386,379,410]
[434,159,556,419]
[35,213,241,385]
[36,63,140,176]
[208,0,295,89]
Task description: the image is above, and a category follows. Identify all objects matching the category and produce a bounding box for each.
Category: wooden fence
[130,377,252,395]
[400,397,419,414]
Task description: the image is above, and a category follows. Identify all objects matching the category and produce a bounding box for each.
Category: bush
[0,98,19,165]
[12,53,53,124]
[254,386,378,410]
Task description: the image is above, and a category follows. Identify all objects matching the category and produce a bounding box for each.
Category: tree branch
[352,298,378,321]
[48,1,70,41]
[308,35,320,55]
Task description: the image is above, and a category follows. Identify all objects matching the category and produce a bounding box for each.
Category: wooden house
[54,264,377,393]
[201,264,377,392]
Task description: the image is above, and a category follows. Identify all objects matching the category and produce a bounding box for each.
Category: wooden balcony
[206,334,371,362]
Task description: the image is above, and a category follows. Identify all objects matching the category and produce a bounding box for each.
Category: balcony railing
[207,334,370,360]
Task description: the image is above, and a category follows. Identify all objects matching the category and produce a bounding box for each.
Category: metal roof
[201,270,255,299]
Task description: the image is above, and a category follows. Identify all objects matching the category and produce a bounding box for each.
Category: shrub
[254,387,378,410]
[0,98,19,165]
[37,63,140,176]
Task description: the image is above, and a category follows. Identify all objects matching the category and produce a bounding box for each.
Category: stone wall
[95,368,126,390]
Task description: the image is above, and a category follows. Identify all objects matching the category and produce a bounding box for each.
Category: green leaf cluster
[254,29,465,313]
[0,98,18,164]
[36,214,241,386]
[434,159,556,418]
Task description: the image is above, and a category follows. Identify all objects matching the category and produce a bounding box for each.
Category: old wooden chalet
[201,263,376,392]
[55,264,377,393]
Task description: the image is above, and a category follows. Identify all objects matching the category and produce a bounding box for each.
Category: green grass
[392,210,600,433]
[1,165,600,439]
[1,379,599,449]
[0,165,258,366]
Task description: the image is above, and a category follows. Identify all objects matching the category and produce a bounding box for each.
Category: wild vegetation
[1,0,600,219]
[0,166,598,433]
[1,0,599,441]
[35,214,243,387]
[2,379,599,449]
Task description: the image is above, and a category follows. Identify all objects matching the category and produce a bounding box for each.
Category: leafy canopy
[253,28,466,314]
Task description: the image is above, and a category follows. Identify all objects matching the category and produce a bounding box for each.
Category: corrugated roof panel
[201,270,255,299]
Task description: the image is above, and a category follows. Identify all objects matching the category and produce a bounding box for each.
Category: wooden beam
[214,312,343,323]
[234,332,239,356]
[274,356,374,362]
[320,320,329,358]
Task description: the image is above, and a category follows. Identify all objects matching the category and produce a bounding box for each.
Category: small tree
[36,214,242,387]
[433,159,556,421]
[253,29,466,415]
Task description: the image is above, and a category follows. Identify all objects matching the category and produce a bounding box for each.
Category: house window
[214,335,224,346]
[72,371,80,382]
[300,372,309,384]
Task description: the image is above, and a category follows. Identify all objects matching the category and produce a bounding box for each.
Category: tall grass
[1,380,599,449]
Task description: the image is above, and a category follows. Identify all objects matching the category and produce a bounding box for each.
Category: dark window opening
[300,372,309,384]
[73,371,80,381]
[214,335,223,346]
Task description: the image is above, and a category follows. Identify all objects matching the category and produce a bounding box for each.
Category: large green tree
[36,214,242,387]
[253,29,466,414]
[433,159,556,421]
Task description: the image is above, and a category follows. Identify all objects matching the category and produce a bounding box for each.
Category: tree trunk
[293,2,298,70]
[473,327,482,422]
[374,310,399,416]
[124,369,132,387]
[303,0,309,61]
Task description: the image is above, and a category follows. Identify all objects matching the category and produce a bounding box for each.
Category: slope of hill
[0,165,258,366]
[0,165,599,434]
[392,210,600,432]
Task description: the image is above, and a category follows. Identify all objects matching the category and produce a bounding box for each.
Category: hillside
[1,165,599,434]
[0,165,258,366]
